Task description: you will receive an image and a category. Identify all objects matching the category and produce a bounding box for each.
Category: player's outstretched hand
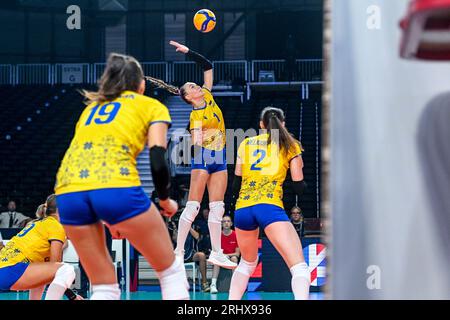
[169,40,189,54]
[159,198,178,218]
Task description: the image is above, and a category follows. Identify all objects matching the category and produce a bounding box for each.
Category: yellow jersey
[55,91,171,195]
[0,216,66,268]
[235,133,302,210]
[189,87,226,151]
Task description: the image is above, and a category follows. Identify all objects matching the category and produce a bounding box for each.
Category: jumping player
[54,53,189,300]
[229,107,310,300]
[0,194,80,300]
[146,41,237,269]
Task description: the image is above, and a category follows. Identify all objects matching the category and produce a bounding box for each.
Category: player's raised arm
[169,40,213,91]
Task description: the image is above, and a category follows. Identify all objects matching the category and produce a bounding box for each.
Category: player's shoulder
[202,87,214,101]
[239,136,252,148]
[42,216,62,228]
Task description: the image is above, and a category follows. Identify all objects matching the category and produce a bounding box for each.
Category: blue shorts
[234,204,290,231]
[56,186,151,226]
[191,147,227,174]
[0,263,29,291]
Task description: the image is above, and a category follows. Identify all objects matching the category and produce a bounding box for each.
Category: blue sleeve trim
[149,120,172,128]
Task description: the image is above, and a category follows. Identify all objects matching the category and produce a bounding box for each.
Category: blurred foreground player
[400,0,450,254]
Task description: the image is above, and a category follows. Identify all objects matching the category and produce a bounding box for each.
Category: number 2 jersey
[235,133,302,210]
[0,216,66,268]
[55,91,171,195]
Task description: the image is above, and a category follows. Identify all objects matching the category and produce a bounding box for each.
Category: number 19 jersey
[235,133,302,210]
[55,91,171,195]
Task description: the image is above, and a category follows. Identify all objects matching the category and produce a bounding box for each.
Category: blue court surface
[0,290,324,300]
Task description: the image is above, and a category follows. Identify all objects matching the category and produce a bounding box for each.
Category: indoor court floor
[0,291,324,300]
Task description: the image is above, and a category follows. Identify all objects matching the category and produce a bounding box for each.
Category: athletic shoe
[201,282,210,292]
[207,250,237,269]
[210,283,218,294]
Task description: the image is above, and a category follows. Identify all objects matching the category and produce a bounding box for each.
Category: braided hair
[144,76,180,95]
[144,76,195,104]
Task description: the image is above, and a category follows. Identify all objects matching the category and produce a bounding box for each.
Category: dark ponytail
[82,53,144,105]
[260,107,301,154]
[45,194,57,216]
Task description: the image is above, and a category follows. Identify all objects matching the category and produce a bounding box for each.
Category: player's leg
[10,262,64,290]
[210,264,220,294]
[174,169,209,256]
[206,169,227,252]
[63,223,120,300]
[264,221,310,300]
[57,190,119,300]
[10,262,76,300]
[206,169,237,269]
[228,228,259,300]
[193,251,209,292]
[113,204,189,300]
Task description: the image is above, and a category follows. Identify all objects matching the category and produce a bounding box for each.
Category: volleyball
[193,9,216,33]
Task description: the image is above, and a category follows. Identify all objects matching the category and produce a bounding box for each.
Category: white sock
[290,262,310,300]
[208,201,224,253]
[45,283,66,300]
[211,278,217,286]
[90,283,121,300]
[156,256,190,300]
[175,201,200,254]
[228,258,258,300]
[45,264,76,300]
[229,271,250,300]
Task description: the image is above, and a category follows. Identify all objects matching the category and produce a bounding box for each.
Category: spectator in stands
[290,206,305,239]
[191,208,212,292]
[210,215,240,294]
[177,184,189,209]
[0,201,31,228]
[166,215,179,248]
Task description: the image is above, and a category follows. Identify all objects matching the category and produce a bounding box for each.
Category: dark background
[0,0,323,63]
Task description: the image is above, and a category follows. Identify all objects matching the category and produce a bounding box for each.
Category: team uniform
[234,133,302,230]
[54,91,171,225]
[0,217,66,290]
[190,87,226,174]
